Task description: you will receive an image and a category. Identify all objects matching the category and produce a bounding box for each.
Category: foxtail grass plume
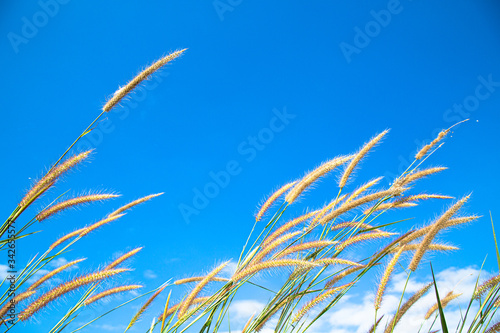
[36,193,120,221]
[49,227,86,250]
[319,187,403,225]
[84,285,142,306]
[262,210,319,248]
[401,215,480,245]
[103,50,186,112]
[231,259,319,283]
[394,167,447,187]
[474,273,500,299]
[256,181,296,222]
[19,150,93,208]
[252,231,301,265]
[364,201,417,214]
[174,276,229,285]
[28,258,86,291]
[0,290,35,319]
[285,155,354,204]
[312,195,347,225]
[254,299,289,332]
[105,247,143,270]
[275,240,335,259]
[339,130,388,188]
[178,262,228,318]
[241,313,255,333]
[157,296,211,321]
[344,177,384,204]
[424,291,461,319]
[108,193,164,218]
[331,221,378,232]
[384,282,433,333]
[79,213,125,236]
[314,258,362,267]
[374,247,403,310]
[408,195,469,271]
[125,285,166,331]
[325,265,366,289]
[392,243,458,253]
[18,268,128,321]
[336,231,396,252]
[416,129,449,160]
[292,282,353,323]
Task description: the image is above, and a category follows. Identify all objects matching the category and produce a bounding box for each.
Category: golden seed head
[103,50,186,112]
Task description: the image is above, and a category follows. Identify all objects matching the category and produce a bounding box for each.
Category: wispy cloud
[222,266,488,333]
[144,269,158,279]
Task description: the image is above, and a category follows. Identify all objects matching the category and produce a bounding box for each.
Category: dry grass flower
[384,282,433,333]
[285,155,354,203]
[339,130,388,188]
[424,291,461,319]
[103,50,186,112]
[19,150,93,208]
[105,247,143,270]
[28,258,86,291]
[36,193,120,221]
[18,268,128,321]
[256,181,296,222]
[85,285,143,306]
[408,195,469,271]
[108,193,164,218]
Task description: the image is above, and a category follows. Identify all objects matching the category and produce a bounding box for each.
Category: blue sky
[1,1,500,332]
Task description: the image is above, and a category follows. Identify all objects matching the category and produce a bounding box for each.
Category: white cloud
[144,269,158,279]
[220,266,489,333]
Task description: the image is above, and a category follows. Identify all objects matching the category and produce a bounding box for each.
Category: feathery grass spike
[84,285,142,305]
[0,291,36,319]
[416,129,449,160]
[49,228,86,250]
[396,167,447,186]
[276,240,335,259]
[125,285,166,331]
[320,188,402,225]
[256,181,296,222]
[336,231,395,251]
[408,195,469,271]
[384,282,433,333]
[37,193,120,221]
[325,265,366,289]
[178,261,228,318]
[108,193,164,217]
[18,268,128,321]
[105,247,143,270]
[79,213,125,236]
[103,49,186,112]
[375,247,403,310]
[232,259,318,282]
[339,130,388,188]
[28,258,86,291]
[292,283,354,323]
[19,150,93,208]
[425,291,461,319]
[262,210,319,247]
[285,155,354,203]
[174,276,229,285]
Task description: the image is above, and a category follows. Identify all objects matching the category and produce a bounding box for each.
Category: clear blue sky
[1,1,500,332]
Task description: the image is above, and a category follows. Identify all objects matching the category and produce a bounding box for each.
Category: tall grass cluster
[1,50,499,333]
